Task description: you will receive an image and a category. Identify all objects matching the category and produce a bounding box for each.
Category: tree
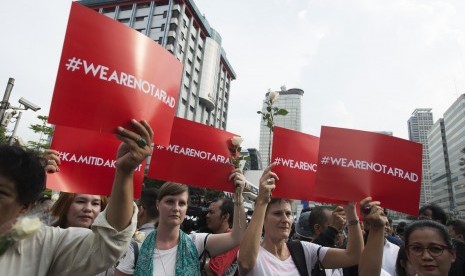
[27,115,53,152]
[0,126,7,144]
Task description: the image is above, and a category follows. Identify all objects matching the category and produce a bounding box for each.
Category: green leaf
[266,106,271,112]
[264,114,270,119]
[257,111,262,114]
[276,109,289,115]
[273,107,279,111]
[266,121,273,129]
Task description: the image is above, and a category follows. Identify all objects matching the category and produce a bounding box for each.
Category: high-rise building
[80,0,236,129]
[259,87,304,168]
[408,108,434,206]
[429,94,465,217]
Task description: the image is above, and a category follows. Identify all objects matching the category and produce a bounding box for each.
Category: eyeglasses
[407,244,451,257]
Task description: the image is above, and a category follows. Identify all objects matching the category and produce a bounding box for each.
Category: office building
[408,108,434,206]
[429,94,465,217]
[80,0,236,129]
[258,87,304,168]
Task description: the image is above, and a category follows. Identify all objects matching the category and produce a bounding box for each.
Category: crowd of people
[1,119,465,276]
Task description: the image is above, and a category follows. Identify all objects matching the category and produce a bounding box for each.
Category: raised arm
[238,165,278,275]
[205,168,247,257]
[358,199,388,276]
[106,119,153,231]
[321,198,367,268]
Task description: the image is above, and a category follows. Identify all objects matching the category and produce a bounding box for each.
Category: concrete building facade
[408,108,434,206]
[80,0,236,129]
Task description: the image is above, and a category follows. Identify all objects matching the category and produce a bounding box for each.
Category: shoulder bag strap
[287,241,309,276]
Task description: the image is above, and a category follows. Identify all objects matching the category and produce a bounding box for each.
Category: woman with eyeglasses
[360,218,456,276]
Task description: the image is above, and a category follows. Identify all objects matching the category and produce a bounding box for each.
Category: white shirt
[116,232,209,275]
[0,206,137,276]
[242,242,329,276]
[382,240,400,276]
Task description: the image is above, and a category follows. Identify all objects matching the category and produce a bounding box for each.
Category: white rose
[12,217,41,239]
[51,193,59,201]
[133,231,145,243]
[268,91,279,104]
[231,136,244,147]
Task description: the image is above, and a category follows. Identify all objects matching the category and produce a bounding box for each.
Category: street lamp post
[0,78,15,123]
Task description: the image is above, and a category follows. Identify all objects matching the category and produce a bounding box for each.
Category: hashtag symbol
[65,57,82,71]
[273,157,281,165]
[320,156,330,165]
[156,145,164,150]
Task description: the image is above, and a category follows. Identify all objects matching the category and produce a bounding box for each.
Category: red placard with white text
[47,125,144,197]
[49,3,182,146]
[270,127,320,201]
[315,126,422,215]
[148,117,237,192]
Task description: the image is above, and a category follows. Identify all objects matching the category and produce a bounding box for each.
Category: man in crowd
[447,219,465,275]
[309,205,346,247]
[204,198,238,276]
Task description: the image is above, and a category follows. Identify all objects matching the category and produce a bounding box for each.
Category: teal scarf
[134,229,200,276]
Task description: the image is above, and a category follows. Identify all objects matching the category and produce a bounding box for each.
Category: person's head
[264,198,293,241]
[51,193,108,228]
[447,219,465,243]
[157,182,189,228]
[308,206,332,238]
[0,145,45,231]
[418,204,447,225]
[136,188,159,228]
[396,245,417,276]
[397,221,407,240]
[294,211,312,242]
[404,220,456,276]
[206,198,233,234]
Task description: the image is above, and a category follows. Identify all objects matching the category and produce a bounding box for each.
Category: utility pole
[0,78,15,123]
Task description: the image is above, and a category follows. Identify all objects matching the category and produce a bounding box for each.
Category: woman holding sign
[0,119,152,275]
[238,165,367,275]
[115,171,247,276]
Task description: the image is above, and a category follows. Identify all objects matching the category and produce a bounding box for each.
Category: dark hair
[308,206,331,233]
[447,219,465,239]
[419,204,447,225]
[404,220,454,249]
[217,198,234,227]
[139,188,159,219]
[51,192,108,228]
[158,182,189,201]
[265,198,293,217]
[0,145,46,206]
[396,245,409,276]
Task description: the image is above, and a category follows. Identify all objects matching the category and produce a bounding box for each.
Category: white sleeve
[301,241,329,269]
[116,242,136,274]
[189,232,210,255]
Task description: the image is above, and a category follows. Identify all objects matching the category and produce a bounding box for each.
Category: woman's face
[264,201,293,241]
[406,228,456,276]
[0,174,28,234]
[157,192,188,227]
[66,194,102,228]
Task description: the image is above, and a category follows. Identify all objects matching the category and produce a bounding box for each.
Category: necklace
[156,248,167,275]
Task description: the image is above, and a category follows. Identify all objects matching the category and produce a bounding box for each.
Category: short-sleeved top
[117,232,209,275]
[242,241,329,276]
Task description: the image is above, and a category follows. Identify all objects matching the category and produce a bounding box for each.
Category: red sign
[49,2,182,146]
[47,125,145,198]
[270,127,320,201]
[148,117,237,193]
[315,126,422,215]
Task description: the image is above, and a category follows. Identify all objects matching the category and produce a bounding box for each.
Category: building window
[191,34,196,41]
[102,7,115,13]
[161,24,166,31]
[182,98,187,105]
[135,16,145,22]
[119,18,130,24]
[120,5,132,11]
[183,19,187,28]
[178,45,183,53]
[137,3,150,9]
[163,10,168,18]
[157,37,163,45]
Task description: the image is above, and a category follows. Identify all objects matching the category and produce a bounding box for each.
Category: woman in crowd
[360,218,457,276]
[0,119,152,276]
[116,172,247,276]
[238,165,366,275]
[396,245,416,276]
[51,192,108,228]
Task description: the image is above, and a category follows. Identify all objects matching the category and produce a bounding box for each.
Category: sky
[1,0,465,149]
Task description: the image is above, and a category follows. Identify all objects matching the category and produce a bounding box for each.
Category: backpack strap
[287,240,309,276]
[131,240,140,267]
[198,233,211,269]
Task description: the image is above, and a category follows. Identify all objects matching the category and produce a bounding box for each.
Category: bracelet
[347,219,359,226]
